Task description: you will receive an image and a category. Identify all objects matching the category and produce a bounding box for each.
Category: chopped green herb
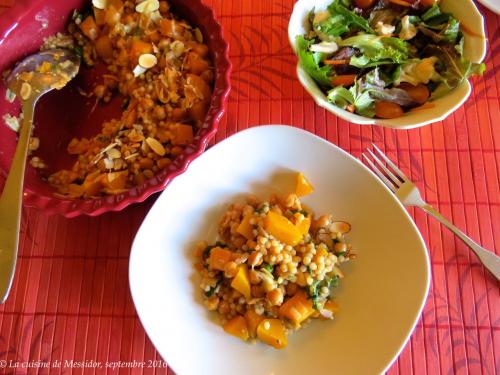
[262,263,274,274]
[204,279,222,297]
[73,46,83,59]
[308,275,340,310]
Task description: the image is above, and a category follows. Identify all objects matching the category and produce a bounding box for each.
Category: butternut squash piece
[256,319,288,349]
[103,171,128,190]
[295,172,314,197]
[108,0,124,12]
[105,0,123,26]
[237,215,254,240]
[172,124,194,146]
[130,39,152,64]
[95,35,113,60]
[82,173,104,198]
[159,19,173,36]
[223,316,249,342]
[245,309,264,338]
[264,211,302,246]
[94,8,106,26]
[295,216,311,236]
[209,247,233,271]
[67,183,85,198]
[279,291,315,327]
[185,52,210,75]
[188,101,208,123]
[187,74,212,101]
[231,264,251,299]
[79,16,99,41]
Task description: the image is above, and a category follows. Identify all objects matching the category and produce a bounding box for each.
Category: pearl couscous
[47,0,213,197]
[195,173,355,349]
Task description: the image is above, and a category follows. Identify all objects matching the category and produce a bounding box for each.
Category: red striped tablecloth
[0,1,499,374]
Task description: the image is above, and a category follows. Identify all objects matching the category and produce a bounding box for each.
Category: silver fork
[362,144,500,281]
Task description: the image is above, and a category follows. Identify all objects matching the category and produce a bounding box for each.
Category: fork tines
[361,144,409,191]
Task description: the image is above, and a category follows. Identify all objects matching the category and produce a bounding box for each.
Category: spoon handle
[0,100,35,304]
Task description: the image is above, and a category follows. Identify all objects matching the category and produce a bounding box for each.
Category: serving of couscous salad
[194,173,355,349]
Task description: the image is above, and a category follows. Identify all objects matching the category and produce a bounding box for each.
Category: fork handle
[420,203,500,280]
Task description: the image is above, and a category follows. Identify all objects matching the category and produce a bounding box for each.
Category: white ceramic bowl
[129,125,431,375]
[288,0,487,129]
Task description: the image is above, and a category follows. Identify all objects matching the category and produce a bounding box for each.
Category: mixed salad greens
[298,0,485,119]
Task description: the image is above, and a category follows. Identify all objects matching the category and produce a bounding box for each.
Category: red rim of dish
[0,0,232,218]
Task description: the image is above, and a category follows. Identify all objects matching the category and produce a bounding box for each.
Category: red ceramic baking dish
[0,0,231,217]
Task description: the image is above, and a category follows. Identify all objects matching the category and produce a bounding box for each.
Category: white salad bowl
[129,125,431,375]
[288,0,487,129]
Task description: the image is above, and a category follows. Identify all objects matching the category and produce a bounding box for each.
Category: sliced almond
[193,28,203,43]
[141,140,150,153]
[135,0,159,14]
[329,221,351,234]
[103,158,114,169]
[5,88,16,103]
[145,137,165,156]
[133,65,147,77]
[124,153,139,160]
[3,113,20,132]
[106,148,121,159]
[150,10,163,23]
[20,82,32,100]
[332,265,344,278]
[92,0,107,9]
[138,53,157,69]
[170,40,185,57]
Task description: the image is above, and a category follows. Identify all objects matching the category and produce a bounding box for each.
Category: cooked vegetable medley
[298,0,485,118]
[195,173,355,349]
[47,0,213,197]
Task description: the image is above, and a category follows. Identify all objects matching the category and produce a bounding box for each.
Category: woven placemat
[0,1,498,374]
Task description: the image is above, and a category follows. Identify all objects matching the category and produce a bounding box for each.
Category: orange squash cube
[209,247,233,271]
[294,215,311,236]
[279,291,315,327]
[237,214,254,240]
[130,39,152,64]
[230,264,251,299]
[264,211,302,246]
[172,124,194,146]
[245,309,264,338]
[79,16,99,40]
[223,316,249,342]
[295,172,314,197]
[256,319,288,349]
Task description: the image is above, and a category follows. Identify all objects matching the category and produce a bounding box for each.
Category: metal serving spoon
[0,49,80,304]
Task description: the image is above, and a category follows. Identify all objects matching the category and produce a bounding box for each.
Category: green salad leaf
[297,35,333,87]
[421,4,442,22]
[327,79,376,117]
[326,0,374,35]
[339,34,410,68]
[426,45,485,99]
[418,17,461,44]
